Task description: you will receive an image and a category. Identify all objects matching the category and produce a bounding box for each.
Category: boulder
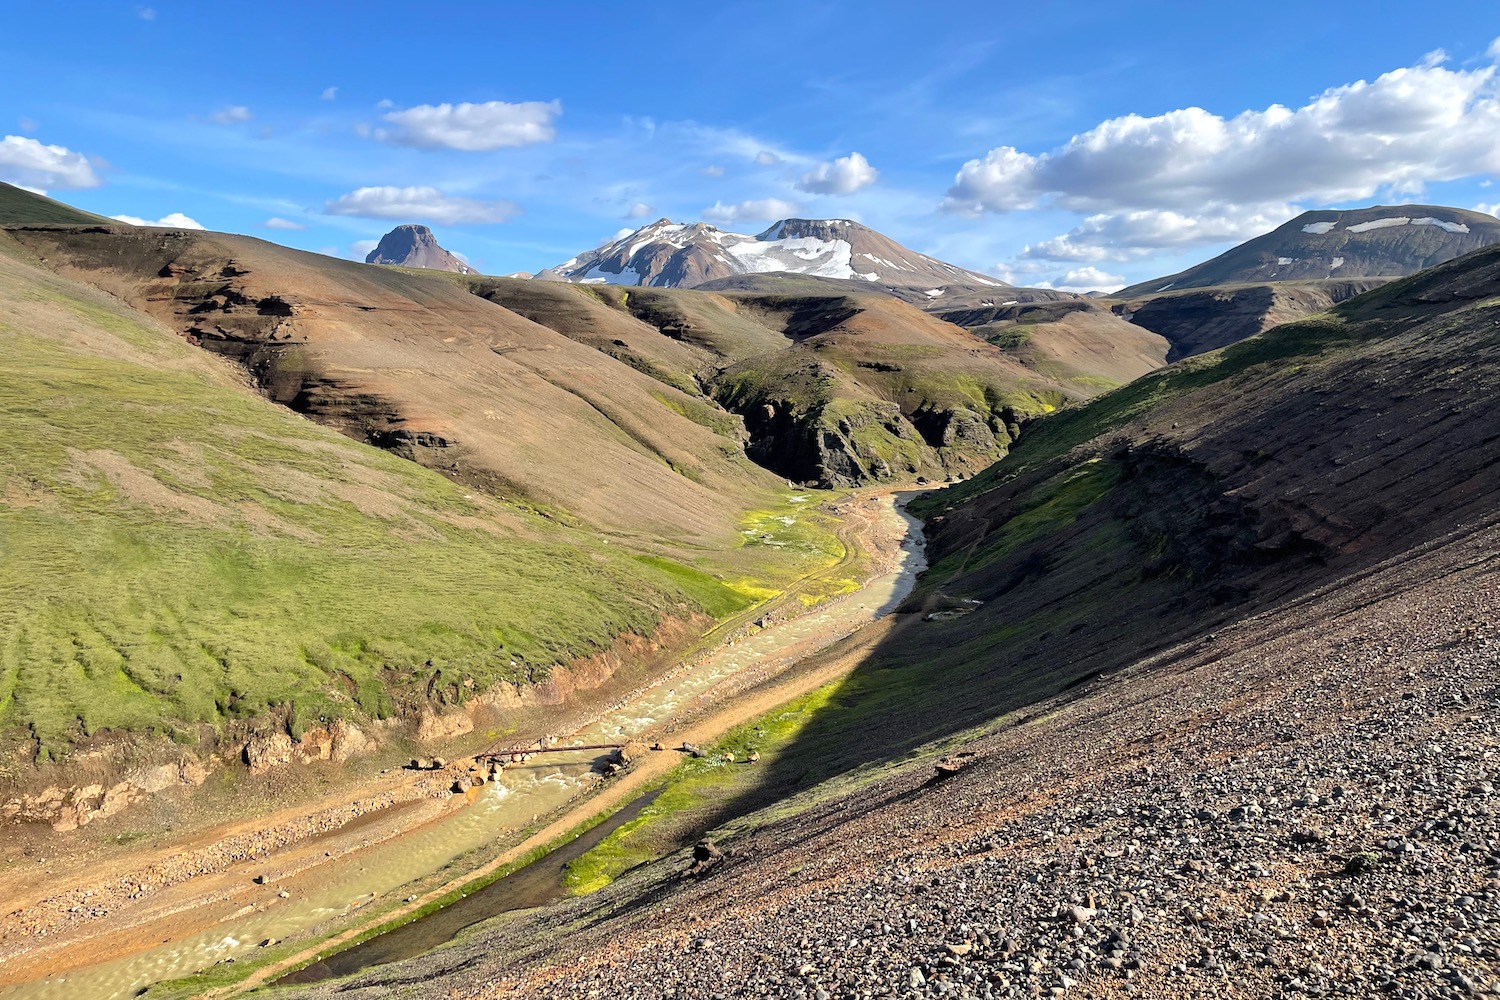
[243,732,294,774]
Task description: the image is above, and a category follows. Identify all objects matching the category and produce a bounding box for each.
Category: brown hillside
[3,224,784,546]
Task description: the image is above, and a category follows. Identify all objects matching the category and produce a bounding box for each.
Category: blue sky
[4,1,1499,289]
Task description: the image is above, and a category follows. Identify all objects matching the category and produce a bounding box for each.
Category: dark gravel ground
[286,514,1500,1000]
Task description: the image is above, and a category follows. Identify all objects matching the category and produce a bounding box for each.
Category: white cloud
[325,185,519,225]
[113,212,205,229]
[754,150,781,165]
[946,55,1500,260]
[797,152,879,196]
[1477,202,1500,218]
[701,164,725,177]
[321,86,338,101]
[625,202,654,219]
[1489,36,1500,60]
[352,239,379,259]
[0,135,101,192]
[17,117,36,133]
[210,106,252,125]
[136,5,156,19]
[264,217,306,230]
[1022,206,1294,262]
[702,198,803,225]
[373,100,561,151]
[1043,266,1126,293]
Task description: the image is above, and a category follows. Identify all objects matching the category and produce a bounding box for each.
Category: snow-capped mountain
[1119,205,1500,295]
[540,218,1006,292]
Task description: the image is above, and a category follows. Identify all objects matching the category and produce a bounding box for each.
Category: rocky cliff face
[365,224,476,274]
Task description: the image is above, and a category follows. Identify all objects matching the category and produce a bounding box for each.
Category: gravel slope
[287,514,1500,1000]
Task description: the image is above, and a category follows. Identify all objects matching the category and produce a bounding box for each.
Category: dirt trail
[0,490,925,1000]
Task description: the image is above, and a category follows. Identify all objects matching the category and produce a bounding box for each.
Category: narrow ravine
[0,492,927,1000]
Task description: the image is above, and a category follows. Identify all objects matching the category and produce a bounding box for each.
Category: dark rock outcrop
[365,224,476,275]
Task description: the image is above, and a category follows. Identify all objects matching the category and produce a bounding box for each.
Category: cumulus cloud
[112,212,205,229]
[210,106,252,125]
[351,239,380,259]
[1041,266,1126,293]
[950,61,1500,216]
[321,86,338,101]
[325,185,519,224]
[702,198,803,225]
[701,164,725,177]
[373,100,560,151]
[625,201,654,219]
[949,53,1500,259]
[1022,207,1294,262]
[797,152,879,196]
[754,150,781,165]
[1490,36,1500,60]
[264,217,306,230]
[1477,202,1500,218]
[0,135,101,192]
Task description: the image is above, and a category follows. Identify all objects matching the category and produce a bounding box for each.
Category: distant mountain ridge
[365,224,476,274]
[1120,205,1500,295]
[540,217,1006,293]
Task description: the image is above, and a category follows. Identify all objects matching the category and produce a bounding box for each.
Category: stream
[1,493,927,1000]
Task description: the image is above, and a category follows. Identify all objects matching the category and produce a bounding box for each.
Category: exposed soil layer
[0,493,916,998]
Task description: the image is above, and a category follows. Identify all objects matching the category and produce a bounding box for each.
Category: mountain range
[1119,204,1500,295]
[538,216,1007,294]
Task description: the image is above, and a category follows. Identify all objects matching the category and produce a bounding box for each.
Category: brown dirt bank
[0,492,913,994]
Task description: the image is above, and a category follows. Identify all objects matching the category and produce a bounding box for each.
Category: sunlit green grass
[0,279,766,758]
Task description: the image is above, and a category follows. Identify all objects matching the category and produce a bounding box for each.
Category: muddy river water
[1,494,927,1000]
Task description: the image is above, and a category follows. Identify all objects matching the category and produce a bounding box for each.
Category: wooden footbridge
[474,737,624,765]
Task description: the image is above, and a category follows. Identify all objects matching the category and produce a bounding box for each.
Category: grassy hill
[0,182,115,226]
[0,235,770,761]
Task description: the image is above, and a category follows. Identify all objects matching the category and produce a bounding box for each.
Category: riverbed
[0,492,926,1000]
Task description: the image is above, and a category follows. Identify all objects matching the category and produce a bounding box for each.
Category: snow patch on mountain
[1302,221,1337,235]
[1346,217,1412,233]
[1413,217,1470,234]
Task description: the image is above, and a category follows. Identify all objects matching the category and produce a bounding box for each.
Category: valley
[1,100,1499,1000]
[0,489,923,1000]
